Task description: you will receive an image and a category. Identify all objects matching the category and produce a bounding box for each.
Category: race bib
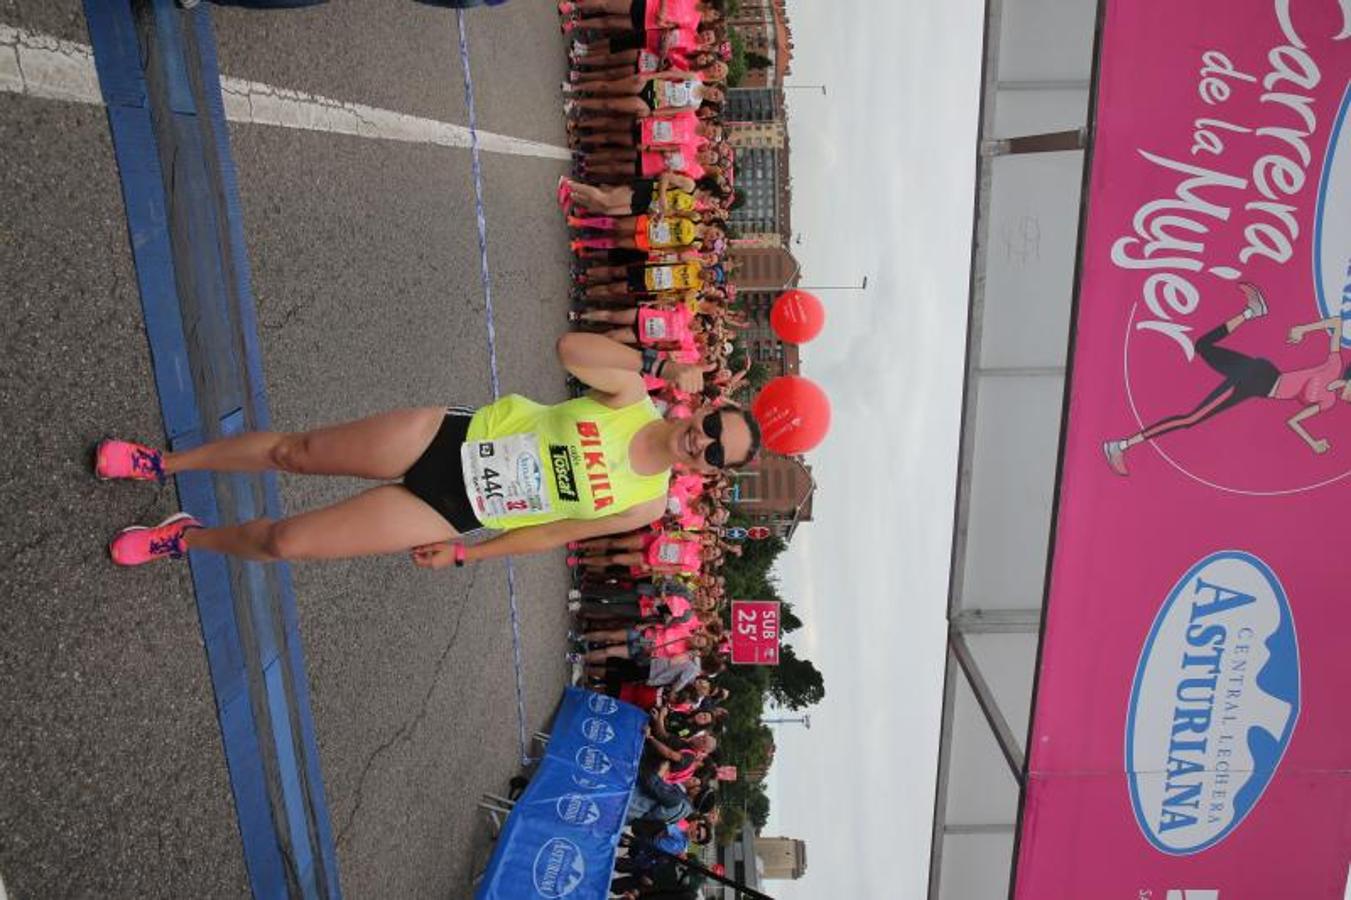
[460,432,552,521]
[647,267,675,290]
[657,542,683,564]
[664,83,691,106]
[665,151,686,170]
[650,120,674,142]
[644,315,670,339]
[638,51,660,73]
[650,221,673,245]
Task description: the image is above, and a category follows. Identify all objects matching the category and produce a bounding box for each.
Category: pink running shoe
[109,512,201,566]
[1102,440,1130,477]
[95,438,166,484]
[566,555,581,567]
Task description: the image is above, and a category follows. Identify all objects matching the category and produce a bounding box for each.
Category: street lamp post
[783,84,828,96]
[795,276,869,292]
[763,715,812,730]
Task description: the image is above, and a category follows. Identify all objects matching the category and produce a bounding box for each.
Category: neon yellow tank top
[647,217,698,249]
[643,261,702,292]
[650,189,696,214]
[463,394,670,530]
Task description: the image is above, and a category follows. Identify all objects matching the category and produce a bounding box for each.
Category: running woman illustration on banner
[1103,283,1351,475]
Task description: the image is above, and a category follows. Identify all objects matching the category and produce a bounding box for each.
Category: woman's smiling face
[670,409,752,471]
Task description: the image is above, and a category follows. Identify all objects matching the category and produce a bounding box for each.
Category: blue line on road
[454,10,536,767]
[83,1,341,896]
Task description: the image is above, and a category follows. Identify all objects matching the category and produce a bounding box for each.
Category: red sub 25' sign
[730,600,780,665]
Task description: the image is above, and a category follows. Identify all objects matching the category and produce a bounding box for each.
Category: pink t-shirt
[645,618,699,656]
[1273,350,1343,412]
[636,306,694,346]
[641,112,699,148]
[645,23,698,55]
[646,536,702,574]
[640,143,705,179]
[670,473,705,506]
[678,510,707,530]
[644,0,700,30]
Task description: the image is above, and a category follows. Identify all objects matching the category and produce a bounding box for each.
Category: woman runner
[98,333,759,566]
[1103,283,1351,474]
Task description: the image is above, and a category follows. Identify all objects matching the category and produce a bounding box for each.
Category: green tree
[767,645,826,710]
[727,28,748,86]
[745,788,771,830]
[745,51,773,70]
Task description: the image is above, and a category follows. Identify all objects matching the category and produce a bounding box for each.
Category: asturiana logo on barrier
[575,745,613,776]
[531,837,586,898]
[582,717,616,744]
[586,694,618,715]
[570,773,606,791]
[1126,550,1299,854]
[556,793,602,827]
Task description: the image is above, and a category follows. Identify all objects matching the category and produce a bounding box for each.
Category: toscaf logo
[532,837,586,898]
[555,793,602,827]
[1126,551,1300,854]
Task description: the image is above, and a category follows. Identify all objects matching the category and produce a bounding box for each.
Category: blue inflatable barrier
[476,689,648,899]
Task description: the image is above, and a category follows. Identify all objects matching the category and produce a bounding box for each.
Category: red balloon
[751,376,831,454]
[770,290,825,344]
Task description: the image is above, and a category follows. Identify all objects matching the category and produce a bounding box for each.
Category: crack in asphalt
[335,566,481,849]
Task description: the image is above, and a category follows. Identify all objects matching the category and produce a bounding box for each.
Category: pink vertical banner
[1016,2,1351,898]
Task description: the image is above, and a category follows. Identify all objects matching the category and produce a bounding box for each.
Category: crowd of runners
[555,1,765,895]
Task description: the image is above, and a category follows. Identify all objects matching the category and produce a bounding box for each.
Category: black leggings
[577,598,644,620]
[1138,323,1279,441]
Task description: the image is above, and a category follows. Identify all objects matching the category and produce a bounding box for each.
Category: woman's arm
[1288,316,1342,347]
[645,734,684,762]
[655,172,672,212]
[411,497,665,567]
[1286,404,1329,453]
[555,332,652,403]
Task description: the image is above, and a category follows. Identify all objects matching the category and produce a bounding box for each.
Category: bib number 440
[480,468,531,511]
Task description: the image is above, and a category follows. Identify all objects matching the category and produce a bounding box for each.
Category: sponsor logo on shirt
[575,421,615,511]
[550,444,580,502]
[1126,551,1299,854]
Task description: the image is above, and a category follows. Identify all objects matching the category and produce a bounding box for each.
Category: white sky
[760,1,985,897]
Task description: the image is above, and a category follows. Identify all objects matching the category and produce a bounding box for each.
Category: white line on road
[0,23,569,160]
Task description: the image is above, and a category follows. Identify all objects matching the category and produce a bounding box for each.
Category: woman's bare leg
[165,407,446,480]
[572,65,634,83]
[576,74,646,96]
[582,627,629,643]
[584,644,631,663]
[578,14,638,33]
[580,307,639,327]
[573,0,629,14]
[572,96,647,116]
[578,130,636,148]
[185,484,457,562]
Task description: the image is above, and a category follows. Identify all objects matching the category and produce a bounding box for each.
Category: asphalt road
[0,1,574,897]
